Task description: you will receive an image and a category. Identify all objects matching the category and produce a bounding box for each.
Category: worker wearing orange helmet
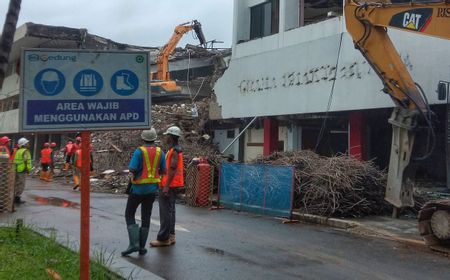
[40,143,53,182]
[63,140,75,171]
[71,138,93,191]
[74,136,82,151]
[0,136,12,160]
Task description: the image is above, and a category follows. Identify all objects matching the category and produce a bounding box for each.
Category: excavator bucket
[150,80,182,95]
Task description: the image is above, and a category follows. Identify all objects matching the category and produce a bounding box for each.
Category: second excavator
[150,20,207,95]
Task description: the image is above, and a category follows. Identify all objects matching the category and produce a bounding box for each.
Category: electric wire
[314,32,344,152]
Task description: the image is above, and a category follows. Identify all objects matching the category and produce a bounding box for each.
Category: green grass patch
[0,226,124,280]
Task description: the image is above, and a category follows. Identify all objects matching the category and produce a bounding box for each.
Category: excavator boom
[345,1,450,112]
[344,0,450,245]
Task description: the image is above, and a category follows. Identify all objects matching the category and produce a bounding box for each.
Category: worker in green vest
[13,138,32,204]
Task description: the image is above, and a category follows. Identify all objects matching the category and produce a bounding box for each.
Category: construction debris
[253,150,390,218]
[86,97,221,193]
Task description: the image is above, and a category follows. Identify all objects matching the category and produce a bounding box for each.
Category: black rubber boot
[121,224,140,256]
[139,227,150,255]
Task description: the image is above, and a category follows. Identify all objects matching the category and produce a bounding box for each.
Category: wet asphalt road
[2,179,450,280]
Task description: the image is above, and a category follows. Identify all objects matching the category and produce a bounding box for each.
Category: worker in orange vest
[122,128,166,256]
[71,147,83,190]
[63,140,75,171]
[40,143,53,182]
[74,136,82,151]
[150,126,184,247]
[0,136,12,160]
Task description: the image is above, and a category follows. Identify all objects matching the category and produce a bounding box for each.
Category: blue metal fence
[219,163,294,218]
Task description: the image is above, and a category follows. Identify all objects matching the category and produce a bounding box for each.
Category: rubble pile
[88,98,221,193]
[253,150,390,218]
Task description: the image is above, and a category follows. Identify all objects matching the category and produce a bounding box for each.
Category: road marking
[135,215,190,232]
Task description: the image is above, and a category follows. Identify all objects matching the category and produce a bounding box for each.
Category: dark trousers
[65,154,72,163]
[41,163,51,171]
[125,193,156,228]
[157,189,178,241]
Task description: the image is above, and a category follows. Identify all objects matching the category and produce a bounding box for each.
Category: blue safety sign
[20,49,150,132]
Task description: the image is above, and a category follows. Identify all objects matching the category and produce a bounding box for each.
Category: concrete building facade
[212,0,450,182]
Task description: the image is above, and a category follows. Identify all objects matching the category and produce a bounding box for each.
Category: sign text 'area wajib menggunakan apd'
[20,49,150,132]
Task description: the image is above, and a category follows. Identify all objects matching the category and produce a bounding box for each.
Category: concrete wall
[0,73,20,101]
[216,5,450,120]
[0,109,19,134]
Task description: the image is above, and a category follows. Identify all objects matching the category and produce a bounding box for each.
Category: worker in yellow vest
[13,138,32,204]
[122,128,166,256]
[40,143,53,182]
[150,126,184,247]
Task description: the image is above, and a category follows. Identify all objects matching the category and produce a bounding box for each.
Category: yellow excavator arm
[345,0,450,111]
[150,20,206,94]
[344,1,450,210]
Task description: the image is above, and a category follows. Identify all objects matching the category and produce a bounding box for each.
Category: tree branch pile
[254,150,390,217]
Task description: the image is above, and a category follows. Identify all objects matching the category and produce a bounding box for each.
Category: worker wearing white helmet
[13,137,32,204]
[122,128,167,256]
[150,126,184,247]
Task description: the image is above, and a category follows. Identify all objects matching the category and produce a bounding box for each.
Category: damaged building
[211,0,450,186]
[0,22,230,160]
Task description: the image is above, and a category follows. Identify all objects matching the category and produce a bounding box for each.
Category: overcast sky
[0,0,234,48]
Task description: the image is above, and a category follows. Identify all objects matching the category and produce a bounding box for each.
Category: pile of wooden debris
[254,150,390,217]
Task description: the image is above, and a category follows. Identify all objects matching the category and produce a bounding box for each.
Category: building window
[227,130,235,139]
[250,0,279,40]
[285,0,302,30]
[304,0,342,26]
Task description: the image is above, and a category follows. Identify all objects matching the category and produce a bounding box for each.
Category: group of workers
[122,125,184,256]
[0,134,93,204]
[2,124,185,256]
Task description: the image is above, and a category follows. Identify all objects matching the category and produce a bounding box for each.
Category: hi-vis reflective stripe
[132,146,162,184]
[141,146,161,180]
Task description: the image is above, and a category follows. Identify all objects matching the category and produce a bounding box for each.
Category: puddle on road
[30,195,80,209]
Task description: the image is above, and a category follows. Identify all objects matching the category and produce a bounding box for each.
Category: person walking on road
[49,142,57,181]
[122,128,166,256]
[71,144,83,191]
[63,140,74,171]
[13,138,32,204]
[150,126,184,247]
[40,143,53,182]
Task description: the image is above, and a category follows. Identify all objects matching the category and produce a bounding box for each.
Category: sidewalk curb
[292,212,359,229]
[292,212,430,250]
